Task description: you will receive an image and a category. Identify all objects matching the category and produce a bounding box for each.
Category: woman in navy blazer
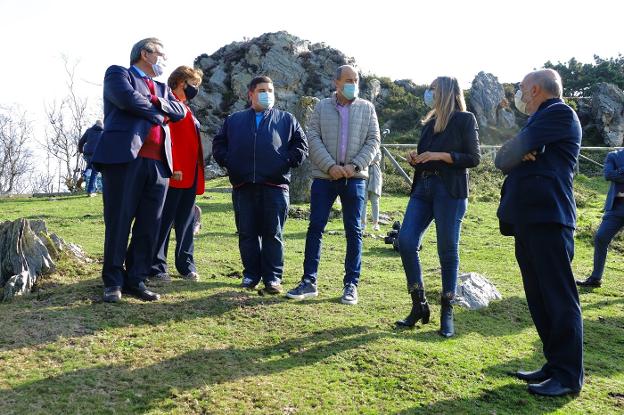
[396,76,480,337]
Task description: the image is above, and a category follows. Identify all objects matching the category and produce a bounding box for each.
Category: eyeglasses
[145,49,167,60]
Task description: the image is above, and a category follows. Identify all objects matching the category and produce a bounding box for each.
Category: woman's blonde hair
[422,76,466,134]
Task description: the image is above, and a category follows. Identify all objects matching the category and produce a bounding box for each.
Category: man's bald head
[518,68,564,114]
[523,69,563,99]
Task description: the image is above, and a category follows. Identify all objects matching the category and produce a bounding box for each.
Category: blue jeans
[591,198,624,279]
[233,184,289,286]
[84,155,98,193]
[303,178,366,286]
[398,175,467,295]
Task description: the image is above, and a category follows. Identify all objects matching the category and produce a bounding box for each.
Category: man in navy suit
[92,37,186,303]
[577,149,624,287]
[495,69,583,397]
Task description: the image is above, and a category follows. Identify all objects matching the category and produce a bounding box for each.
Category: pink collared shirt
[336,102,350,164]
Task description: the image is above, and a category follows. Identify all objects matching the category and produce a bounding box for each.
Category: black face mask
[184,83,199,101]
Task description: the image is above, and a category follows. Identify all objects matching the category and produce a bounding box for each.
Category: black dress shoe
[123,282,160,301]
[515,368,550,382]
[528,378,580,397]
[576,277,602,287]
[103,286,122,303]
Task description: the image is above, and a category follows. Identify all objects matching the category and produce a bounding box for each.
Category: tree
[0,107,34,194]
[42,55,90,192]
[544,54,624,97]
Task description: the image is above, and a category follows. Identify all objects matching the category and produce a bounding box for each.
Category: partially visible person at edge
[495,69,583,397]
[576,148,624,288]
[362,148,382,231]
[285,64,380,305]
[78,120,103,196]
[212,75,308,295]
[149,65,205,284]
[395,76,480,338]
[92,37,186,303]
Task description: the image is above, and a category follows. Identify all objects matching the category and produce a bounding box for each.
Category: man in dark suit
[495,69,583,397]
[577,149,624,287]
[92,37,186,303]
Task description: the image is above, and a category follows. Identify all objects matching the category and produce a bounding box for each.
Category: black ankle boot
[396,289,430,327]
[439,295,455,338]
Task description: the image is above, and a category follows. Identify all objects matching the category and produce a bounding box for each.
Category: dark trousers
[302,178,366,286]
[100,157,169,288]
[514,223,584,390]
[591,198,624,279]
[232,184,289,286]
[151,182,198,277]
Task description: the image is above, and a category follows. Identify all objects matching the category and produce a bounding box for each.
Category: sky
[1,0,623,140]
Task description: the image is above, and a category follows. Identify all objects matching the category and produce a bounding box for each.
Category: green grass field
[0,164,623,414]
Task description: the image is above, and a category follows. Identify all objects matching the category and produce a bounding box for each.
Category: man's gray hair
[530,69,563,98]
[129,37,163,65]
[335,65,358,81]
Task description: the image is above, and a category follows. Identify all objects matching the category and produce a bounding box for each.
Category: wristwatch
[350,163,361,173]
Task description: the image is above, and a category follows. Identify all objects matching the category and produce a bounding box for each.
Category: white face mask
[151,56,166,78]
[514,89,529,115]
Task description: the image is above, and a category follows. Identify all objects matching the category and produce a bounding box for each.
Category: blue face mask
[257,91,275,110]
[424,89,435,108]
[342,83,359,100]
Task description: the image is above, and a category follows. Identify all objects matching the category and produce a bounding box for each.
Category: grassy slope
[0,166,622,415]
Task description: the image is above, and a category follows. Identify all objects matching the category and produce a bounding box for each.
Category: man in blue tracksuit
[212,76,308,294]
[496,69,583,397]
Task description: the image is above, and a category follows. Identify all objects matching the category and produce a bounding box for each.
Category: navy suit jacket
[603,149,624,211]
[212,108,308,187]
[495,98,581,231]
[92,65,186,175]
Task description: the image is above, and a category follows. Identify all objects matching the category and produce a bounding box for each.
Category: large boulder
[454,272,502,310]
[192,31,358,162]
[469,72,516,129]
[591,82,624,146]
[0,219,54,300]
[289,96,320,203]
[0,219,90,300]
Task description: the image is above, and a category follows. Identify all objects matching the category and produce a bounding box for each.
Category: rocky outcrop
[192,31,358,161]
[591,82,624,146]
[469,72,516,129]
[0,219,54,300]
[289,96,319,203]
[0,219,90,301]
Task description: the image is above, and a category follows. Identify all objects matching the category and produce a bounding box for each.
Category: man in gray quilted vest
[286,65,380,305]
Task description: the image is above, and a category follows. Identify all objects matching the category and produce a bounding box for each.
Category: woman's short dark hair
[167,66,204,89]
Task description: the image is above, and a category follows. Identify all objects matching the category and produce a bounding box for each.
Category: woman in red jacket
[150,65,205,282]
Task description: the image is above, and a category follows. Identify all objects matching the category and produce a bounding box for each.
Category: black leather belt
[420,170,439,177]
